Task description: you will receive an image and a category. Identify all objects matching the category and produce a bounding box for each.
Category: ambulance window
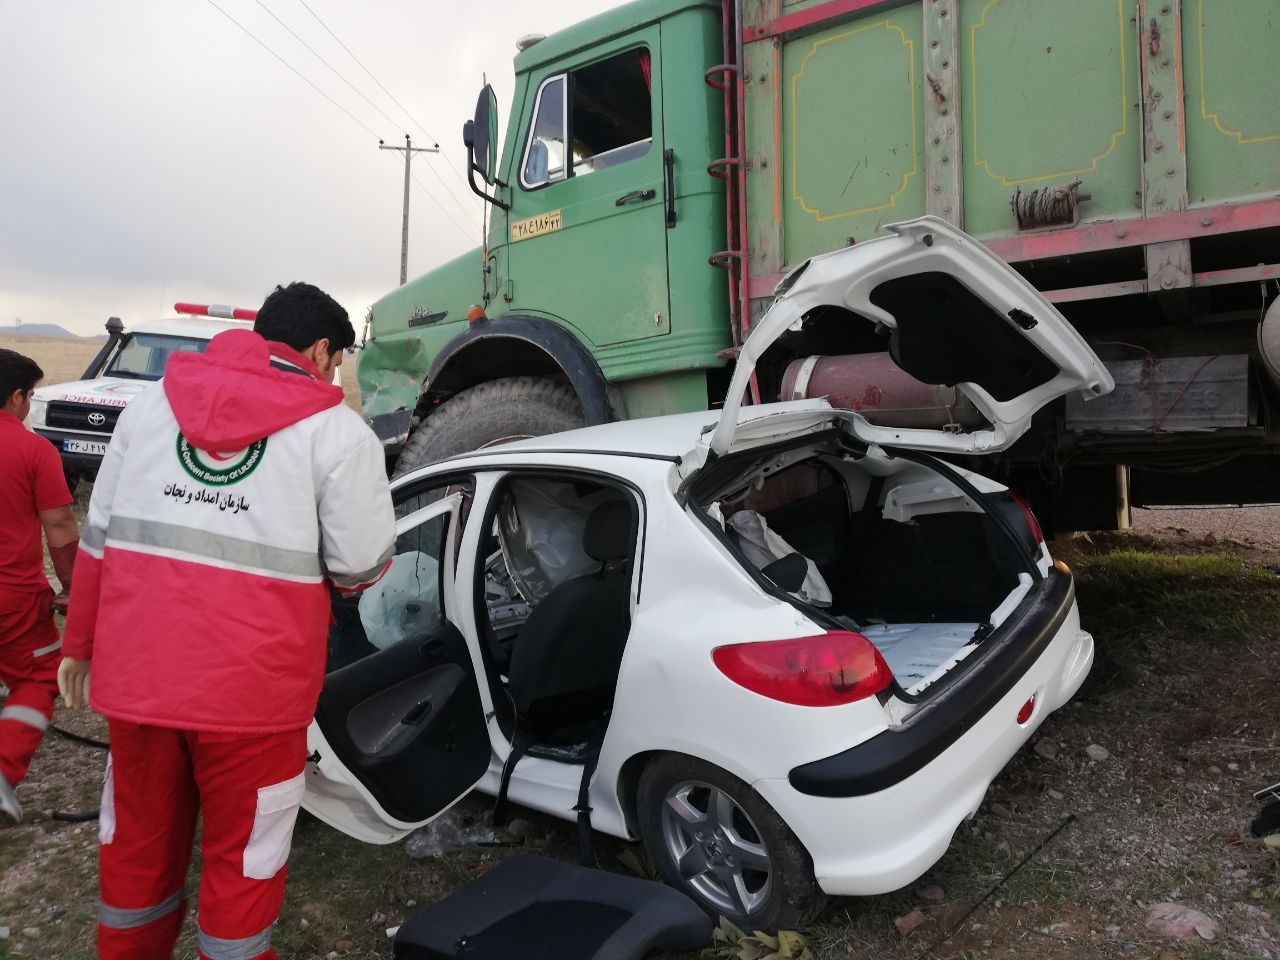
[520,47,653,190]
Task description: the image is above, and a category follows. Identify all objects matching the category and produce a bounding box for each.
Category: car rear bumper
[754,574,1093,896]
[789,568,1075,797]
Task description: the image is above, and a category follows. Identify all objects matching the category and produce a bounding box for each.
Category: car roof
[128,317,253,339]
[441,402,827,465]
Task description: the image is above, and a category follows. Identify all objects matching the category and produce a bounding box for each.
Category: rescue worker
[0,349,79,822]
[58,283,395,960]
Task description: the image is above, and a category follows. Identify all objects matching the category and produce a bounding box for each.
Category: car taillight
[712,632,893,707]
[1008,491,1044,544]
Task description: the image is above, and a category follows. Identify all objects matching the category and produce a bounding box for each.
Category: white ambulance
[28,304,258,488]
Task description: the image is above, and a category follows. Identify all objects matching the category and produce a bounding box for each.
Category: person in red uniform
[0,349,79,823]
[58,283,395,960]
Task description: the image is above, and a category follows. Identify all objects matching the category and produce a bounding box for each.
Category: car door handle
[615,189,656,206]
[401,699,433,725]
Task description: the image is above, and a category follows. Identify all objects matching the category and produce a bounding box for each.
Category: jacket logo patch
[176,434,268,486]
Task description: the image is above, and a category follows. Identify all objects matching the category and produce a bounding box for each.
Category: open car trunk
[698,438,1045,699]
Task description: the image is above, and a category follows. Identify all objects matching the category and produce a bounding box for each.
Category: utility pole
[378,134,439,285]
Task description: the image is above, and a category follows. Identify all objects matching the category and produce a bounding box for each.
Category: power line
[203,0,479,234]
[250,0,403,137]
[382,150,475,243]
[200,0,378,140]
[411,168,478,240]
[380,136,439,285]
[254,0,481,229]
[293,0,481,211]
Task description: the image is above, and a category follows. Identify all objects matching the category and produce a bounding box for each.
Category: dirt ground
[2,511,1277,959]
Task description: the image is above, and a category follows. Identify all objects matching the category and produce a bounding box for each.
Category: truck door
[504,28,670,346]
[302,485,490,844]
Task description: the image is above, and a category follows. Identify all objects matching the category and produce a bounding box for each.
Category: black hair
[0,349,43,403]
[253,282,355,357]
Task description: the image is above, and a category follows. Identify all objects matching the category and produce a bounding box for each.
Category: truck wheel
[636,754,826,931]
[393,376,585,477]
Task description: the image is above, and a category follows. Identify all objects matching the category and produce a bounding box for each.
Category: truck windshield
[105,333,209,380]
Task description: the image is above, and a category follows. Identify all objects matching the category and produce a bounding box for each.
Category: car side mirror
[761,553,808,594]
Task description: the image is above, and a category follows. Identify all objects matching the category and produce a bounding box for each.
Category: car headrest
[584,500,631,562]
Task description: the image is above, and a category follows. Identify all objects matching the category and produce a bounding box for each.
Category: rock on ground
[1144,902,1219,941]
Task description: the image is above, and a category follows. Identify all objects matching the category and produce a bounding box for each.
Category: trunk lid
[684,217,1112,473]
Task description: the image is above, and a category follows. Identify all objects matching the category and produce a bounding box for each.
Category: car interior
[700,442,1035,696]
[317,472,639,826]
[476,477,638,762]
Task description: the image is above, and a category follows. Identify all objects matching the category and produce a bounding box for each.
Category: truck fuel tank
[779,353,985,430]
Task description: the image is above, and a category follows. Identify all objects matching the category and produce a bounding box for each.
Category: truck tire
[393,376,585,477]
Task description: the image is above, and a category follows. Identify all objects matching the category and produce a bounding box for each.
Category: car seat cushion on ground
[391,856,711,960]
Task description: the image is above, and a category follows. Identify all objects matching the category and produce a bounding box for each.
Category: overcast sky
[0,0,620,336]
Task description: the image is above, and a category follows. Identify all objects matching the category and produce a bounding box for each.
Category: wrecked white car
[303,217,1113,929]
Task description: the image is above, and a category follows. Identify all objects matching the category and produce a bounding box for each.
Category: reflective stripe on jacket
[63,330,395,733]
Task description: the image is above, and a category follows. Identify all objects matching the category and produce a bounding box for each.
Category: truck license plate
[63,439,108,456]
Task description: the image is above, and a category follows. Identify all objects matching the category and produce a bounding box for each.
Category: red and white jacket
[63,330,395,733]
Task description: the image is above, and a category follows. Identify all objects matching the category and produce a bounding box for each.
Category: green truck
[359,0,1280,528]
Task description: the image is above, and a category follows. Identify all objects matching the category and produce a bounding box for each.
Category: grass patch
[1074,550,1280,693]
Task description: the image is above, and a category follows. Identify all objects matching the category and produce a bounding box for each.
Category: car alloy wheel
[659,779,773,917]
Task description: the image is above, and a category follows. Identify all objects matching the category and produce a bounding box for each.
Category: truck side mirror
[467,85,499,185]
[463,84,509,210]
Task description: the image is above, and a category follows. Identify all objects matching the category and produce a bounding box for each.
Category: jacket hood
[164,329,344,450]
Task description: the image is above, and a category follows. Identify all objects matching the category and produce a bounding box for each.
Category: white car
[302,218,1113,929]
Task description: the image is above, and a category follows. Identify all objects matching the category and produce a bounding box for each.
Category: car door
[503,29,671,345]
[302,485,490,844]
[683,215,1115,475]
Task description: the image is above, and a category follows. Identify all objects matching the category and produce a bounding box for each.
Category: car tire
[392,376,585,477]
[636,754,826,931]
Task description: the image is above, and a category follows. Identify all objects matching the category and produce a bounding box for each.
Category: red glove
[49,541,77,615]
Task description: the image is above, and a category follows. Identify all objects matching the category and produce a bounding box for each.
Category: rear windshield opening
[703,449,1034,696]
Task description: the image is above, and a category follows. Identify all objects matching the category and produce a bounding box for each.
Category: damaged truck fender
[420,314,619,427]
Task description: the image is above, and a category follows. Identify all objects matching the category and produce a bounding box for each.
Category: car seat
[506,499,633,729]
[493,500,633,859]
[392,856,710,960]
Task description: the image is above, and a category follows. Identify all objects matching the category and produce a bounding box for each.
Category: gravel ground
[1133,504,1280,547]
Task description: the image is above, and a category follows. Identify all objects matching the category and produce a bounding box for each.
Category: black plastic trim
[788,568,1075,798]
[425,315,616,426]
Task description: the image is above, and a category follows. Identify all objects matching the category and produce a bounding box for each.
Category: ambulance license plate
[64,439,108,456]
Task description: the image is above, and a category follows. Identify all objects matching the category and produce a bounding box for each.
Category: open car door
[302,492,491,844]
[684,216,1113,473]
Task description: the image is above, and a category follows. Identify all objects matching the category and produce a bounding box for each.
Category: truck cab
[362,0,1280,526]
[360,0,731,471]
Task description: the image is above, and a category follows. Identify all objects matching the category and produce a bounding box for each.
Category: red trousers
[98,719,308,960]
[0,586,60,787]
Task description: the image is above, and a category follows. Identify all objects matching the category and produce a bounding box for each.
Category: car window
[106,334,208,380]
[327,479,471,673]
[521,47,652,189]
